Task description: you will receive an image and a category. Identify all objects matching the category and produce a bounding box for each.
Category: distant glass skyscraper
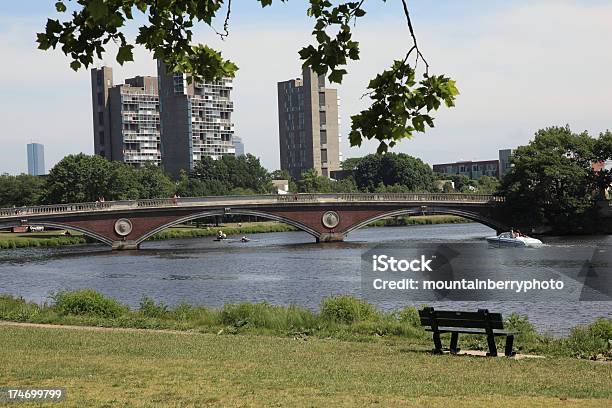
[27,143,45,176]
[233,135,245,156]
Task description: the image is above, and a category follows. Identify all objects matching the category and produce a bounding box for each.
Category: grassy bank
[1,291,610,361]
[371,214,472,227]
[1,324,610,407]
[148,221,298,241]
[0,230,86,249]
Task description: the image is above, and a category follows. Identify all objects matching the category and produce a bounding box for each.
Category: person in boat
[241,236,249,242]
[510,228,516,238]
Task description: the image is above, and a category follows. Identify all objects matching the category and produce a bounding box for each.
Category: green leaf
[328,68,347,84]
[55,2,66,12]
[70,60,81,71]
[116,44,134,65]
[87,0,108,21]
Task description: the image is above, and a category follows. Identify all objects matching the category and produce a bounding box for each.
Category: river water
[0,223,609,336]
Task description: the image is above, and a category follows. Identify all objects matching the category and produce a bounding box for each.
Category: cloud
[0,1,611,174]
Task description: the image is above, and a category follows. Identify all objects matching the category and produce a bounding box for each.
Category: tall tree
[191,154,273,195]
[38,0,458,153]
[353,153,436,192]
[0,174,46,207]
[475,175,500,194]
[43,154,111,203]
[43,154,145,203]
[296,169,357,193]
[499,126,596,230]
[135,163,176,199]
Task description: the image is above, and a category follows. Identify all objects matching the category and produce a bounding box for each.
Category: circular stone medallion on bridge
[114,218,133,237]
[322,211,340,229]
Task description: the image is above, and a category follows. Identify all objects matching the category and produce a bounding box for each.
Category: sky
[0,0,611,174]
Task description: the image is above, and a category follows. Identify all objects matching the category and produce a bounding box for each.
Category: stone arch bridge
[0,193,507,250]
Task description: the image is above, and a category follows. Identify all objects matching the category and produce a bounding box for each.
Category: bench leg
[449,332,460,354]
[432,332,443,354]
[504,335,516,357]
[486,335,498,357]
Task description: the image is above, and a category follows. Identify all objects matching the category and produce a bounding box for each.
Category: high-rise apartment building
[158,61,235,178]
[277,68,341,180]
[90,67,161,166]
[91,63,237,176]
[26,143,45,176]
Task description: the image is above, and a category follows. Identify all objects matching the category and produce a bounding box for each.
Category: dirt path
[0,320,200,335]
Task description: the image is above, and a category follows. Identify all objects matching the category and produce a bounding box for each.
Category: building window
[98,112,104,125]
[99,131,105,146]
[320,130,327,144]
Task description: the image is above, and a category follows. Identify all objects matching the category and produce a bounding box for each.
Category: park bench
[419,307,516,357]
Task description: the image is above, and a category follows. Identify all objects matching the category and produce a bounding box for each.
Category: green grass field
[0,323,610,407]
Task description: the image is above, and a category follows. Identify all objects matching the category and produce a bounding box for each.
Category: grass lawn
[0,324,610,407]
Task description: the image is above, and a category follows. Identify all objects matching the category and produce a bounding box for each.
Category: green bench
[419,307,516,357]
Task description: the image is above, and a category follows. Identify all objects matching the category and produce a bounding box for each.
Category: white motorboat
[486,232,543,247]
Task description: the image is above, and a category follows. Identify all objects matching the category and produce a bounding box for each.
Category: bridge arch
[135,209,322,245]
[344,207,508,236]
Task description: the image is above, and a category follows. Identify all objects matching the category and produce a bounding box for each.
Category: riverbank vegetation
[148,222,297,241]
[500,126,612,233]
[1,291,610,361]
[0,230,86,249]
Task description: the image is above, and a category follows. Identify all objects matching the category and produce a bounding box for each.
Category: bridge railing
[276,193,504,203]
[0,193,504,219]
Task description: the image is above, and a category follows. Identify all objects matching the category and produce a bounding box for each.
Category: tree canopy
[38,0,458,153]
[0,174,46,207]
[352,152,436,192]
[42,154,174,203]
[184,154,274,196]
[498,126,608,231]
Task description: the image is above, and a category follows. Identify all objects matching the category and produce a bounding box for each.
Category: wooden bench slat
[419,310,503,322]
[419,318,504,330]
[425,327,516,335]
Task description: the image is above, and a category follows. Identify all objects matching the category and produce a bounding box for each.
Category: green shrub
[139,296,169,318]
[563,318,612,359]
[52,289,126,318]
[319,296,379,324]
[396,306,421,326]
[0,295,41,321]
[505,313,538,338]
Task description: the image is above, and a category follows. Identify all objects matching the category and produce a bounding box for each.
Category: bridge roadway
[0,193,507,250]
